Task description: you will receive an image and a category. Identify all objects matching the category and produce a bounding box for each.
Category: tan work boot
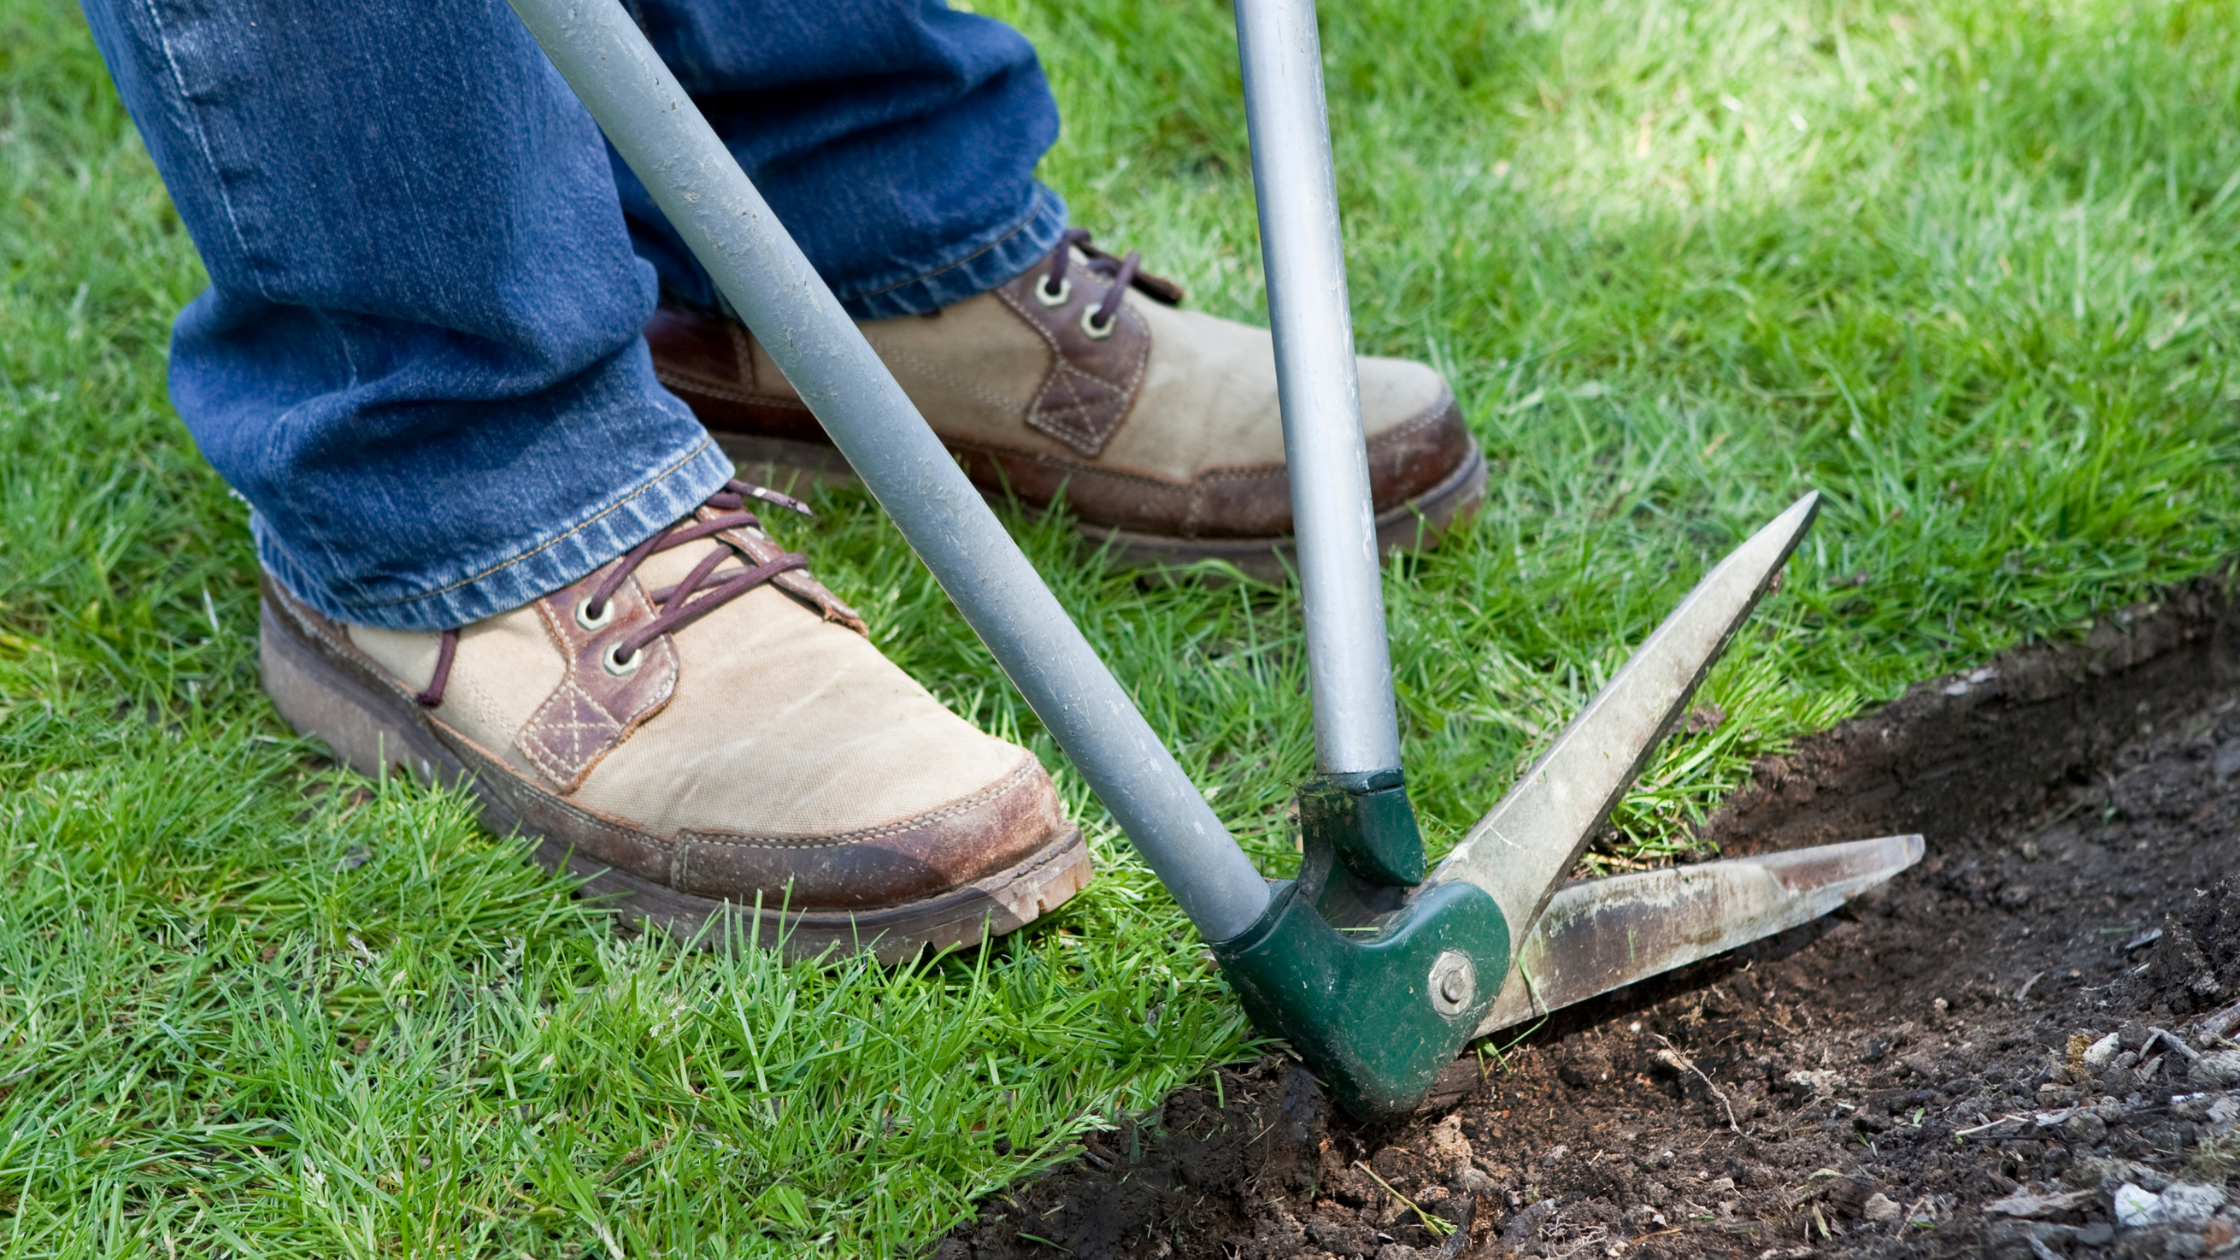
[647,230,1485,581]
[258,480,1090,961]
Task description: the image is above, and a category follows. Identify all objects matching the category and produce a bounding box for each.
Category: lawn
[3,0,2238,1253]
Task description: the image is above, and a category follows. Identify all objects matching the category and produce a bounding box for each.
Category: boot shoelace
[414,479,813,708]
[1036,227,1141,339]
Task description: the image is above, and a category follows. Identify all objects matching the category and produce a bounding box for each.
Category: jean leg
[81,0,732,631]
[614,0,1068,319]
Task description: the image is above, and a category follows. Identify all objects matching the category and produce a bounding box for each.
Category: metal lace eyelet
[575,597,616,632]
[601,642,643,677]
[1080,306,1117,340]
[1035,275,1072,307]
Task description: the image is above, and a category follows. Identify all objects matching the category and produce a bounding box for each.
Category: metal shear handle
[506,0,1923,1121]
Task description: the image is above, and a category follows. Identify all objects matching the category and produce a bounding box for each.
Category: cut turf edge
[939,568,2240,1259]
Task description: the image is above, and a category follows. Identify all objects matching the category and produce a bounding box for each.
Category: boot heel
[259,600,453,785]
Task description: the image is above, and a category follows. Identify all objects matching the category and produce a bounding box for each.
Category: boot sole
[716,433,1489,583]
[259,599,1093,963]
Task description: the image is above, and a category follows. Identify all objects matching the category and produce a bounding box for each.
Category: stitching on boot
[952,440,1195,495]
[1025,318,1148,455]
[1194,463,1290,485]
[994,284,1150,459]
[729,321,756,391]
[877,343,1029,417]
[522,681,627,781]
[1362,385,1456,452]
[676,757,1038,850]
[266,578,683,884]
[653,367,811,413]
[1032,361,1135,451]
[517,576,679,791]
[436,720,682,881]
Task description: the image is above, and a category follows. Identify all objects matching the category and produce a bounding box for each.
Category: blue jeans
[81,0,1068,630]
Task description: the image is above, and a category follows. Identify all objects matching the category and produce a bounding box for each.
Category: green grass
[3,0,2238,1253]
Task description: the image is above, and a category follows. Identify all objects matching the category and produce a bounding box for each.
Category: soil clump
[940,582,2240,1259]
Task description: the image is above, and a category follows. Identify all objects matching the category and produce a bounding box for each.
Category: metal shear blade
[1427,492,1822,933]
[1474,833,1924,1034]
[1417,492,1919,1022]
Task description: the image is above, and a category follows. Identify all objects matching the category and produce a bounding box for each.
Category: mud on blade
[1475,834,1924,1035]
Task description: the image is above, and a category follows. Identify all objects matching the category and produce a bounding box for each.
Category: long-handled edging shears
[506,0,1922,1120]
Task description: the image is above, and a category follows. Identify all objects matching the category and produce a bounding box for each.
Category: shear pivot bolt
[1429,950,1475,1017]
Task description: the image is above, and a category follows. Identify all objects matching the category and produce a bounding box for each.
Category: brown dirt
[939,580,2240,1260]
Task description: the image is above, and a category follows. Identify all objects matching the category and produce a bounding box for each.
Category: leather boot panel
[670,757,1068,909]
[955,444,1195,539]
[1188,465,1295,539]
[645,305,829,444]
[662,376,827,446]
[1364,387,1473,507]
[643,303,750,388]
[520,571,679,793]
[991,265,1150,458]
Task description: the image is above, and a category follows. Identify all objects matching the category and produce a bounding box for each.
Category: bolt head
[1428,950,1476,1017]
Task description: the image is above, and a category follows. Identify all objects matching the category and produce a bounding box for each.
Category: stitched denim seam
[138,0,263,301]
[361,434,716,609]
[848,186,1050,303]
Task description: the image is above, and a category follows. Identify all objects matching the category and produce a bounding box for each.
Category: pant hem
[257,435,736,631]
[836,183,1068,320]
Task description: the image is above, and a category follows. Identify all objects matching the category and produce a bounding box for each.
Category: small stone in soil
[2148,1182,2229,1226]
[2115,1182,2161,1228]
[2190,1049,2240,1086]
[2213,741,2240,779]
[1500,1198,1557,1248]
[1424,1115,1470,1174]
[1983,1188,2093,1219]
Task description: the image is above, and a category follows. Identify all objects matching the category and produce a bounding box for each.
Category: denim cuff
[836,183,1069,321]
[255,434,736,632]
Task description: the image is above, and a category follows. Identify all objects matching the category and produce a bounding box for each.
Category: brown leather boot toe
[258,481,1090,961]
[647,230,1484,581]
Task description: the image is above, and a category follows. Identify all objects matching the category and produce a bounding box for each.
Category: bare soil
[940,581,2240,1260]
